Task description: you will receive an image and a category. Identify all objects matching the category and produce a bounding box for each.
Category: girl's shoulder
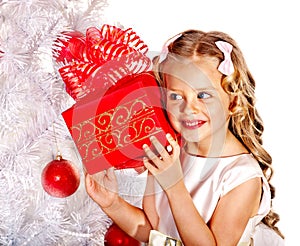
[221,153,262,175]
[182,151,260,175]
[181,151,267,195]
[217,154,270,206]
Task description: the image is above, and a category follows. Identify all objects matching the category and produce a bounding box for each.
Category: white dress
[153,151,284,245]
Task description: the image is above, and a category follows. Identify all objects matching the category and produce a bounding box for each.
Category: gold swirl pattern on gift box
[70,95,163,161]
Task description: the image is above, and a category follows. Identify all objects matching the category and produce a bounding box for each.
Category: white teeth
[185,121,198,126]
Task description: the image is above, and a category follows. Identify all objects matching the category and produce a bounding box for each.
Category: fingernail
[142,144,148,149]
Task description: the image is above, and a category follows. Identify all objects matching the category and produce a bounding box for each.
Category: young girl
[85,29,284,245]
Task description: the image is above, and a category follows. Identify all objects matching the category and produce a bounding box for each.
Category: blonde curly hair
[152,29,284,238]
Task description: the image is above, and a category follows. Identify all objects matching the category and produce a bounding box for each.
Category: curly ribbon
[54,24,151,100]
[215,41,234,76]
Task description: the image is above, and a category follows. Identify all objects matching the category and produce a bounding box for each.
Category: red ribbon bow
[53,25,151,100]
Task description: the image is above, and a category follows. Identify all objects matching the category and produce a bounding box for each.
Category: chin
[181,131,203,143]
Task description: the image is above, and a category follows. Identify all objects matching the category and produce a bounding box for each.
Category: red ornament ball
[41,155,80,198]
[104,223,141,246]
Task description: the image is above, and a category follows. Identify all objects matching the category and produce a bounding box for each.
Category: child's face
[164,57,232,153]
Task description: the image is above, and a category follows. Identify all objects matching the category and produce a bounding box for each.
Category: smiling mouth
[181,120,206,129]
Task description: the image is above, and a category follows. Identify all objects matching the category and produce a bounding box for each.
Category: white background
[104,0,298,244]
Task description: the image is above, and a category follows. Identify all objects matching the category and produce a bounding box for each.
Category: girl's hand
[85,167,119,209]
[143,133,183,190]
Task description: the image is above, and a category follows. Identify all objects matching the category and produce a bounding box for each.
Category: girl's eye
[197,92,211,99]
[169,93,183,100]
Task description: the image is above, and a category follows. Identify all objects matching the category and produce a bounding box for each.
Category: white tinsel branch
[0,0,148,245]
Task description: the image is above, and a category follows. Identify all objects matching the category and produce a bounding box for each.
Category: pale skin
[85,56,262,245]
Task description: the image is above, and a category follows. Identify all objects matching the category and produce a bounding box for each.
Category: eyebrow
[167,86,216,92]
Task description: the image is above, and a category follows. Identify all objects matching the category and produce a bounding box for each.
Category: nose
[181,97,201,115]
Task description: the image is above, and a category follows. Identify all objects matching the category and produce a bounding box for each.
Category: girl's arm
[85,168,153,242]
[143,134,262,246]
[164,177,261,246]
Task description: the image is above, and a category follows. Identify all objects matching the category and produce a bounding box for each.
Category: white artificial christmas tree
[0,1,146,245]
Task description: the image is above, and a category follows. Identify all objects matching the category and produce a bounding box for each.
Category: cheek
[206,101,230,128]
[166,100,178,115]
[166,102,181,129]
[206,91,231,117]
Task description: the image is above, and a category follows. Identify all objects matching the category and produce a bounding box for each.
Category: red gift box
[55,25,177,174]
[62,72,176,174]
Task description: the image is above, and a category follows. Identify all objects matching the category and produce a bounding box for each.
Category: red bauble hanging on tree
[41,154,80,198]
[104,223,141,246]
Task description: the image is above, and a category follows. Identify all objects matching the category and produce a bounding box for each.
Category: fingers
[143,134,179,172]
[91,170,106,185]
[143,134,178,161]
[85,171,103,193]
[143,157,158,175]
[85,168,116,191]
[143,134,183,190]
[106,167,116,181]
[85,173,93,187]
[144,136,166,158]
[166,133,180,155]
